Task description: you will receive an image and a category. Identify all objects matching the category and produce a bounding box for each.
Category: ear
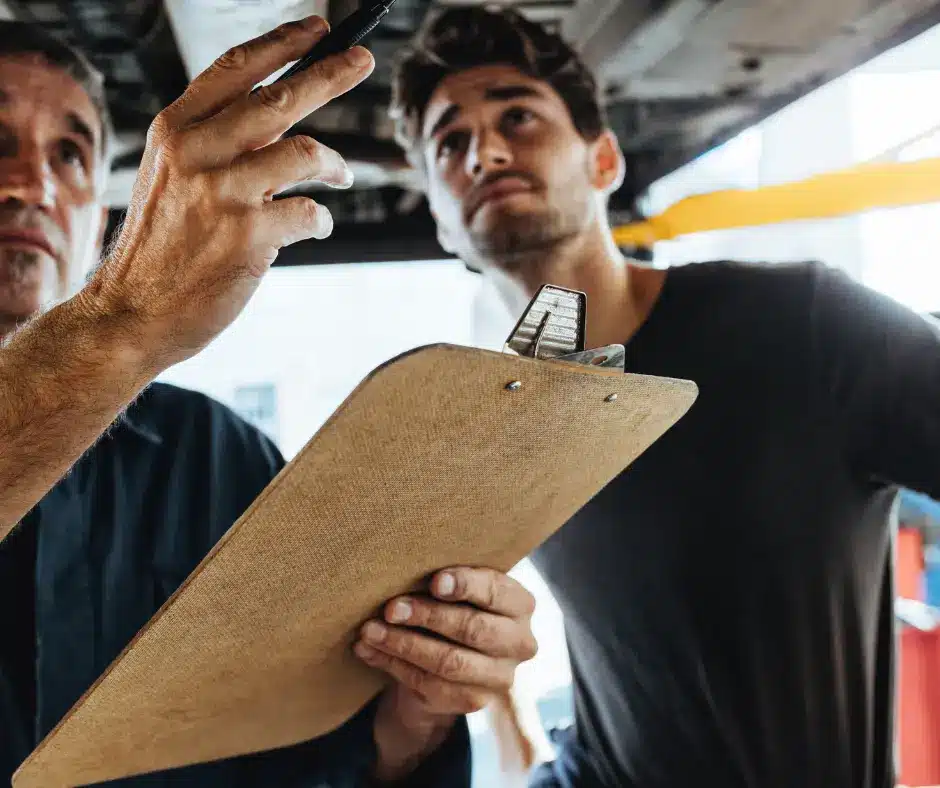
[590,130,625,194]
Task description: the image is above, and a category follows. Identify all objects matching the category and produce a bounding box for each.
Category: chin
[0,251,61,317]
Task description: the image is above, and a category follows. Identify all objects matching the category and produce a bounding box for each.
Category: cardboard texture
[14,344,698,787]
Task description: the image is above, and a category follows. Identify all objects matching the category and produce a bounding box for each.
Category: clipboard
[14,286,698,788]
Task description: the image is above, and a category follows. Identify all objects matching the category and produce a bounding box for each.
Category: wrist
[371,709,458,784]
[66,287,166,383]
[1,293,161,410]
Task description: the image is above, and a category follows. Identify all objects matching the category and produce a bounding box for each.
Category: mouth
[0,229,58,261]
[468,177,535,219]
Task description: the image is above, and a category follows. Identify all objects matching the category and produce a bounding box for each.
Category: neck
[489,222,664,351]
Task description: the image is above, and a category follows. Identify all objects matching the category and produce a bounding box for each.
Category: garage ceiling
[3,0,940,264]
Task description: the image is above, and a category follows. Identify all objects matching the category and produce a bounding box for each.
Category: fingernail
[339,165,354,188]
[348,47,372,68]
[317,207,334,238]
[355,642,376,660]
[437,572,456,597]
[363,621,387,643]
[302,15,328,32]
[389,600,412,623]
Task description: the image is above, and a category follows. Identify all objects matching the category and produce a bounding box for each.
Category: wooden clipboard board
[14,343,697,787]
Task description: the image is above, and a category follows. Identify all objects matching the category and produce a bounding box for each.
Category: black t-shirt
[532,260,940,788]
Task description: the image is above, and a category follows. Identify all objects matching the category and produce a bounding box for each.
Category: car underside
[4,0,940,264]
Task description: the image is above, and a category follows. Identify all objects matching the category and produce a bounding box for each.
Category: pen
[263,0,398,89]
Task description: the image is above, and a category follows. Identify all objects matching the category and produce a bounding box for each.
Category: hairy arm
[0,296,154,539]
[0,16,369,542]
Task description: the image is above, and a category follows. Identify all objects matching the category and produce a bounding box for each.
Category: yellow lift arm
[612,156,940,249]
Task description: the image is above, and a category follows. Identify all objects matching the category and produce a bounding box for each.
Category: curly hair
[0,19,113,161]
[390,6,606,164]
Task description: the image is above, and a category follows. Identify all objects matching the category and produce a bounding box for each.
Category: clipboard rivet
[505,381,522,391]
[605,393,618,403]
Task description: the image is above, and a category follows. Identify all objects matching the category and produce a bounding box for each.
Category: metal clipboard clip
[502,284,625,371]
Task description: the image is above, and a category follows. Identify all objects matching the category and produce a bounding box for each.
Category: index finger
[430,567,536,619]
[162,15,330,128]
[187,45,374,164]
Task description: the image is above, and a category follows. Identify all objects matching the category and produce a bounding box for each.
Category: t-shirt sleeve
[808,262,940,498]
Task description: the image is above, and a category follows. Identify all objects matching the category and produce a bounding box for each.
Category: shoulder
[664,259,837,327]
[128,382,285,472]
[667,258,827,298]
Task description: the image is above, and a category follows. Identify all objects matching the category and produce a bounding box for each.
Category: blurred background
[4,0,940,783]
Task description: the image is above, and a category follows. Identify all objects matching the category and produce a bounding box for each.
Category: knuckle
[255,81,293,113]
[215,43,249,72]
[391,631,418,661]
[484,575,500,609]
[289,135,322,168]
[436,648,466,681]
[458,613,489,650]
[423,602,449,634]
[148,111,171,143]
[157,127,190,162]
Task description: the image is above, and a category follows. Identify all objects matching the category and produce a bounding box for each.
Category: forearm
[0,295,156,538]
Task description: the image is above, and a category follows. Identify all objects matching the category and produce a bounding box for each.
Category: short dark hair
[390,6,606,164]
[0,19,112,161]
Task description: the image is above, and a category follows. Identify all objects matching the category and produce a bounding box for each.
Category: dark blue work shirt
[0,382,470,787]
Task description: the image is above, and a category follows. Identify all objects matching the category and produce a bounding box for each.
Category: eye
[0,124,15,158]
[503,106,536,130]
[437,130,468,160]
[58,138,88,173]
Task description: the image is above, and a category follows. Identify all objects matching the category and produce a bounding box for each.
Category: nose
[0,140,56,211]
[465,128,513,179]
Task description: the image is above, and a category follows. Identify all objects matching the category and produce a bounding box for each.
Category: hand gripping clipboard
[14,286,698,788]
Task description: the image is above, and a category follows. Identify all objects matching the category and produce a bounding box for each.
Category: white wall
[159,261,478,458]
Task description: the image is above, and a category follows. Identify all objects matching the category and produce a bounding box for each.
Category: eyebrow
[0,90,97,151]
[67,111,97,150]
[426,84,544,140]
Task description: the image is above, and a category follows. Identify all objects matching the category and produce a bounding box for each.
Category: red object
[898,528,925,601]
[897,627,940,786]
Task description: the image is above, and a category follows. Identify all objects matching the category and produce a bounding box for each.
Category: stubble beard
[0,247,51,334]
[466,198,590,275]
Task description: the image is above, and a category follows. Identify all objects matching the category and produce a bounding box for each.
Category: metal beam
[571,0,713,84]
